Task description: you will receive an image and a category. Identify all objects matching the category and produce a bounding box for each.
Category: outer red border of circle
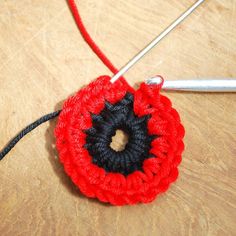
[55,76,185,205]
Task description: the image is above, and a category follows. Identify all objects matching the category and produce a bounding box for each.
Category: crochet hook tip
[146,76,163,85]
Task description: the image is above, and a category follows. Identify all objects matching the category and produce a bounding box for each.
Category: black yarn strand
[0,110,61,161]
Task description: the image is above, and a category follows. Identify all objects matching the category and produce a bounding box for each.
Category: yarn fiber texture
[55,76,185,205]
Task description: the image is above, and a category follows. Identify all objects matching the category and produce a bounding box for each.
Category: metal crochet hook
[110,0,205,83]
[146,76,236,92]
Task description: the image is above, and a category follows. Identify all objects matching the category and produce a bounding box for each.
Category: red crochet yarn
[68,0,118,74]
[55,76,185,205]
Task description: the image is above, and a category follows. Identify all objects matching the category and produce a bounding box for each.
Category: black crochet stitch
[84,93,155,176]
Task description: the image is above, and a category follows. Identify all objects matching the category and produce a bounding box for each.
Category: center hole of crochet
[110,129,129,152]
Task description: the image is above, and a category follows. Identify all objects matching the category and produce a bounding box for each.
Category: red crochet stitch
[55,76,185,205]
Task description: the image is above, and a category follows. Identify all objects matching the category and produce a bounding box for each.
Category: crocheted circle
[55,75,185,205]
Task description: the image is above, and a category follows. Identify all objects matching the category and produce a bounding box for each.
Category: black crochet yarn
[84,93,154,176]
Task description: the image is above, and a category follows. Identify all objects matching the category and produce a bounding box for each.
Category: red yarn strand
[68,0,118,74]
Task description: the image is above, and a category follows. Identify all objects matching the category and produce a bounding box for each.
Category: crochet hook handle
[146,77,236,92]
